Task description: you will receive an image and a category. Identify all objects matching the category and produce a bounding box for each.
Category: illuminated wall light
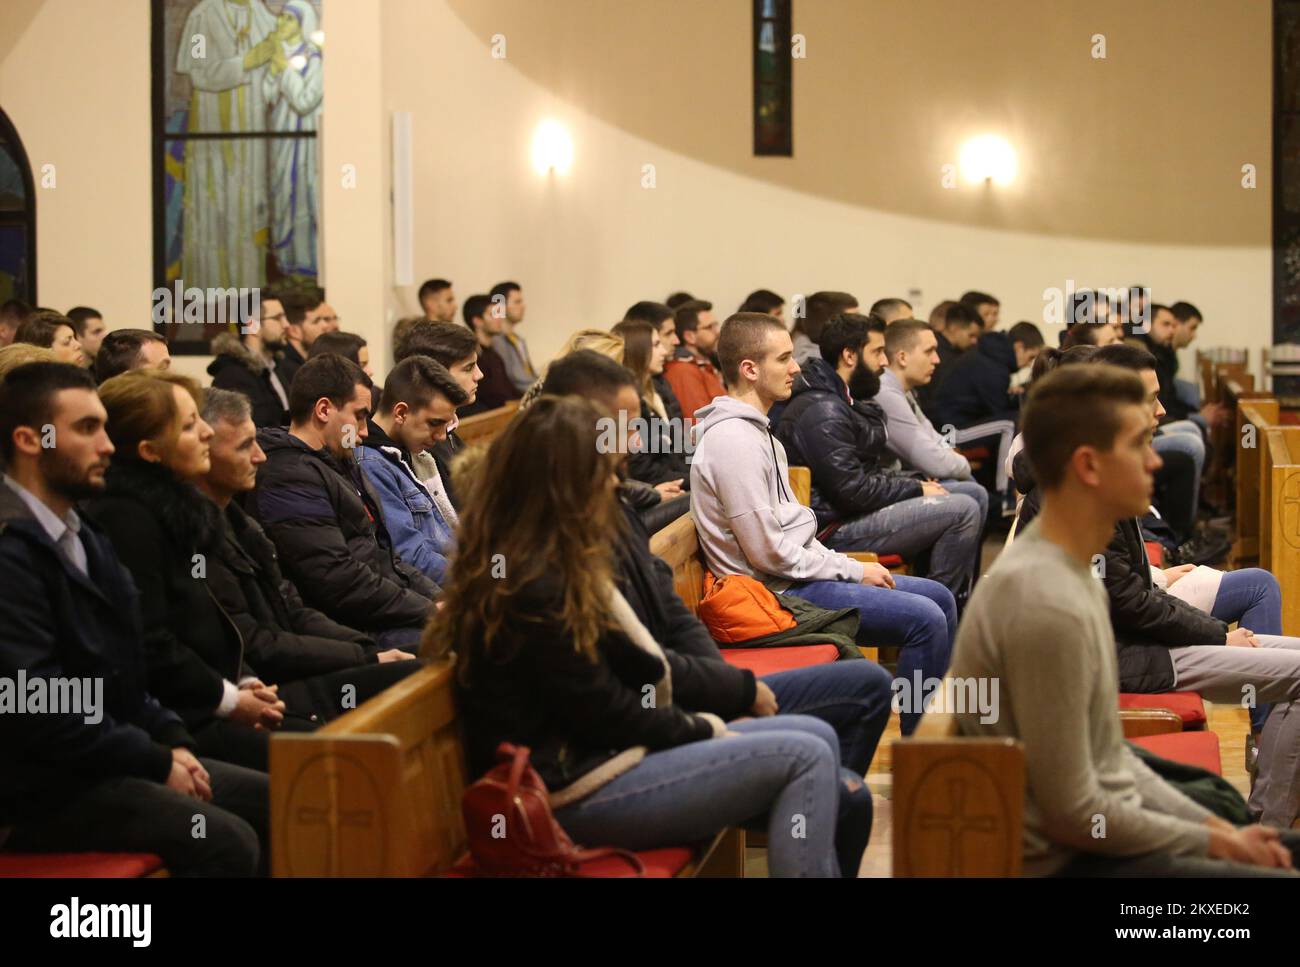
[531,120,574,175]
[958,134,1017,186]
[310,30,325,47]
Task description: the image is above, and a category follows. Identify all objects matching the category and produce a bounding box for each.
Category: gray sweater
[876,369,972,481]
[948,522,1212,875]
[689,395,864,592]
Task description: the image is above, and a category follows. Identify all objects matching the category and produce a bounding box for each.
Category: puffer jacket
[206,333,288,428]
[251,427,437,631]
[772,356,921,529]
[934,330,1020,429]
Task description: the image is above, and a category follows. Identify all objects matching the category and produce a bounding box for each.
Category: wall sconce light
[531,120,574,175]
[959,134,1017,186]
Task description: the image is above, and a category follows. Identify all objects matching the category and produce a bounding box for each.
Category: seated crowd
[0,280,1296,879]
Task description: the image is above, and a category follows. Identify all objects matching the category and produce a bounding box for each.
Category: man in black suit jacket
[0,364,265,875]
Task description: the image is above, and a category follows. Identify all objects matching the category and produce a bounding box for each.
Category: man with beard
[772,313,982,597]
[0,363,267,875]
[207,291,292,427]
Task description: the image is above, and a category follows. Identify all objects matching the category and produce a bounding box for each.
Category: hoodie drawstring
[768,430,791,503]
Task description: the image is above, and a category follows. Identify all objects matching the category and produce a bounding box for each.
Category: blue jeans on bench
[761,660,893,776]
[553,715,860,877]
[1213,568,1283,732]
[785,574,957,736]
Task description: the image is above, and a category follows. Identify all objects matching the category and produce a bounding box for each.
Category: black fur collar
[101,457,217,550]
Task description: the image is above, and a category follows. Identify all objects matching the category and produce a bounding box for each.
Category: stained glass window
[153,0,323,351]
[0,110,35,306]
[753,0,792,157]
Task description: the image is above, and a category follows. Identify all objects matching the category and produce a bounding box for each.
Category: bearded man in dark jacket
[250,355,436,650]
[772,314,982,596]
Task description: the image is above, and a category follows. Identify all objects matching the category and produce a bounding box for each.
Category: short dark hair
[960,290,999,308]
[1022,364,1148,490]
[463,294,491,329]
[885,319,933,361]
[280,290,315,326]
[665,291,695,310]
[1029,344,1100,383]
[418,279,452,304]
[869,297,912,320]
[393,320,479,366]
[543,349,637,410]
[308,331,368,367]
[1171,301,1202,323]
[489,281,521,304]
[739,289,784,314]
[14,310,74,348]
[623,300,674,327]
[819,312,881,366]
[0,299,32,327]
[800,291,858,337]
[0,362,97,463]
[288,353,370,424]
[673,300,713,342]
[1092,342,1158,373]
[378,355,468,414]
[94,329,166,382]
[65,306,103,337]
[1151,302,1173,319]
[1008,321,1045,349]
[943,302,983,329]
[717,312,785,387]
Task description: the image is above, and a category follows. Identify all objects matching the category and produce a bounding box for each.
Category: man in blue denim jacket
[358,356,468,585]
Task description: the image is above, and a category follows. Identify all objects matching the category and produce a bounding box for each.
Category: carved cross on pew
[917,778,997,874]
[296,804,375,872]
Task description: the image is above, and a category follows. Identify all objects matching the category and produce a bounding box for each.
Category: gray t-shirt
[947,521,1212,875]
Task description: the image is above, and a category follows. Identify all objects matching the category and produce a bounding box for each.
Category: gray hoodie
[689,395,865,592]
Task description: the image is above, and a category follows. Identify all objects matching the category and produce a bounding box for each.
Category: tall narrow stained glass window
[753,0,792,157]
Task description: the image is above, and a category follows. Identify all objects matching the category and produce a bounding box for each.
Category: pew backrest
[456,401,520,448]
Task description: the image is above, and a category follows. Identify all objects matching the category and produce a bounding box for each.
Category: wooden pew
[455,401,519,448]
[270,660,741,877]
[1261,426,1300,636]
[1234,395,1278,567]
[787,465,909,575]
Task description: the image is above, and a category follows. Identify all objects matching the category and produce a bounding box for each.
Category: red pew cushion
[0,852,163,878]
[719,644,839,676]
[876,554,905,568]
[1131,731,1222,776]
[1118,691,1207,728]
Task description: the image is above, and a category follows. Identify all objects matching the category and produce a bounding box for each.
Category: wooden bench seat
[270,660,740,877]
[455,401,519,448]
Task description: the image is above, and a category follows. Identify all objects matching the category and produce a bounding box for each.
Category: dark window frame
[753,0,793,157]
[0,107,37,305]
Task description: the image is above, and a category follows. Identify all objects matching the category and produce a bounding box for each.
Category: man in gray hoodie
[690,312,956,735]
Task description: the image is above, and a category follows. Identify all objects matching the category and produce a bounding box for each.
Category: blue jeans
[823,492,982,596]
[553,715,851,877]
[786,574,956,735]
[1213,568,1283,731]
[1153,429,1204,538]
[762,659,894,775]
[942,478,989,529]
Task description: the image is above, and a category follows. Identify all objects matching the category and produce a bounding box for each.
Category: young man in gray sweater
[948,362,1299,876]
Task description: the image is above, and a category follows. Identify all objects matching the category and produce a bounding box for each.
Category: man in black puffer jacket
[934,321,1044,430]
[772,314,982,596]
[250,355,436,649]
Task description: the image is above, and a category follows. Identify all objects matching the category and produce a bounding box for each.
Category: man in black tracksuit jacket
[934,325,1044,430]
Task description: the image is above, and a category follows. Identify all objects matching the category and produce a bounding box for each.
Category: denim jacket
[358,428,454,585]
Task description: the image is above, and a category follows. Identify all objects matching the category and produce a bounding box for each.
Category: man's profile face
[862,330,887,375]
[1013,342,1041,371]
[755,328,799,403]
[658,316,680,351]
[324,383,371,458]
[259,299,287,347]
[505,290,525,325]
[137,339,172,371]
[1096,402,1161,519]
[902,330,940,387]
[423,288,457,324]
[1173,315,1200,350]
[1149,308,1178,346]
[691,311,720,354]
[207,416,265,494]
[78,316,107,358]
[301,305,332,347]
[948,322,980,352]
[449,353,483,403]
[1140,368,1166,426]
[39,389,115,499]
[394,395,457,453]
[977,302,999,329]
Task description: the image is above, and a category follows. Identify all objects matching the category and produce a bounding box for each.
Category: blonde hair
[0,343,57,383]
[98,369,203,463]
[520,329,625,409]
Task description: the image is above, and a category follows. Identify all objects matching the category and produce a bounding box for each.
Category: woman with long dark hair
[423,395,853,876]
